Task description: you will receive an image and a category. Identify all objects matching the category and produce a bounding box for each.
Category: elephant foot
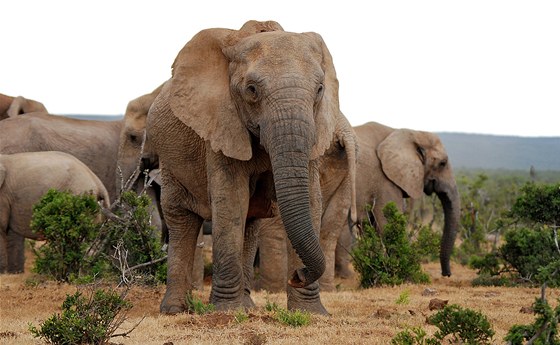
[287,282,329,316]
[160,290,188,315]
[243,288,256,309]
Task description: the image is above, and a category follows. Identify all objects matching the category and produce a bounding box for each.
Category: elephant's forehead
[239,32,320,61]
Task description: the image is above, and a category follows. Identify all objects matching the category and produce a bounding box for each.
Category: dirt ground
[0,252,554,345]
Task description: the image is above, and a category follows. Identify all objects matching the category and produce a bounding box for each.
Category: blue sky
[3,1,559,137]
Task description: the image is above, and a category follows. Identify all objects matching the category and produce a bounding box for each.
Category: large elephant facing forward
[148,20,350,315]
[336,121,460,278]
[0,151,110,273]
[0,93,47,120]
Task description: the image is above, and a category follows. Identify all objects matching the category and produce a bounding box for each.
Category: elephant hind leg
[7,231,26,273]
[160,208,203,315]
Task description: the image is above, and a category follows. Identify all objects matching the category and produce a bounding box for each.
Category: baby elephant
[0,151,110,273]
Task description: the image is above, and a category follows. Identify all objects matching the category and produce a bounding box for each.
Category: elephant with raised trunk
[148,20,350,315]
[336,121,460,278]
[0,151,110,273]
[0,93,47,120]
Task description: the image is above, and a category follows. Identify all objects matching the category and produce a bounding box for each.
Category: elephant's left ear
[377,129,424,199]
[304,32,338,160]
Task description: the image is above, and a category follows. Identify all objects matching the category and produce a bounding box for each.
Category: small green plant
[29,287,133,345]
[412,225,441,263]
[264,299,310,327]
[31,189,103,282]
[391,327,437,345]
[274,308,311,327]
[234,309,249,323]
[186,293,215,314]
[396,289,411,305]
[505,294,560,344]
[352,202,430,288]
[428,304,495,344]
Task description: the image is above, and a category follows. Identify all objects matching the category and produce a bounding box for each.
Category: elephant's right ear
[169,28,253,161]
[377,129,424,199]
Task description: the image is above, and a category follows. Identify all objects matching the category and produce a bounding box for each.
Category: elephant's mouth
[424,179,436,195]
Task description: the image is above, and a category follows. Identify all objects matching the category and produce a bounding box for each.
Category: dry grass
[0,251,555,345]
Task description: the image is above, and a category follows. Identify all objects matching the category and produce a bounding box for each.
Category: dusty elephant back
[0,113,122,201]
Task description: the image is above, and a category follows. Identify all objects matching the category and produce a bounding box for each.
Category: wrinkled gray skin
[337,121,460,278]
[0,93,47,120]
[116,85,205,289]
[148,20,348,315]
[254,117,357,293]
[0,151,110,273]
[0,113,122,272]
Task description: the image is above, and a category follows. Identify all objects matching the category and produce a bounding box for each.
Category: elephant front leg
[208,158,250,311]
[286,162,328,315]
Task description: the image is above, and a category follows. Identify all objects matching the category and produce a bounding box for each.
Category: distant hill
[436,132,560,171]
[59,115,559,171]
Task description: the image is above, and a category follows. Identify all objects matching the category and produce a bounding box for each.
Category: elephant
[336,121,460,278]
[0,112,122,272]
[254,119,357,293]
[0,151,110,273]
[0,93,47,120]
[147,20,352,315]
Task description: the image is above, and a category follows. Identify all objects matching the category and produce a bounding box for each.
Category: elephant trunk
[261,112,325,288]
[437,183,460,277]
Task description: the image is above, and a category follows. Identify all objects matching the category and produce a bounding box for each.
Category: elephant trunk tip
[441,260,452,277]
[287,261,326,289]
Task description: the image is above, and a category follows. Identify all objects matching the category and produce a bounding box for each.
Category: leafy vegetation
[31,189,102,282]
[29,287,133,345]
[30,189,166,284]
[352,202,430,288]
[505,293,560,344]
[392,304,495,345]
[264,300,311,327]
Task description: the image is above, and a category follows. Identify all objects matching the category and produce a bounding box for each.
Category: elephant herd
[0,20,460,316]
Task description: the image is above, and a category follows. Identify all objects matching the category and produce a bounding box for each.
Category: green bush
[428,304,495,344]
[29,287,133,345]
[392,304,495,345]
[352,202,430,288]
[30,189,166,284]
[505,296,560,344]
[500,226,560,287]
[31,189,102,282]
[412,225,441,263]
[101,190,167,284]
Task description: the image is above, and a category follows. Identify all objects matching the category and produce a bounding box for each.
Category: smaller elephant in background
[0,93,47,120]
[0,151,111,273]
[335,121,460,279]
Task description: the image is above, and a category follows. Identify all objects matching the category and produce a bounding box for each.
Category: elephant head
[377,129,460,277]
[116,83,164,194]
[167,21,341,287]
[0,93,47,120]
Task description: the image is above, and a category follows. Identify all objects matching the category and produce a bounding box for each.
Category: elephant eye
[245,84,259,102]
[316,83,324,100]
[439,159,447,168]
[129,133,139,144]
[416,146,426,163]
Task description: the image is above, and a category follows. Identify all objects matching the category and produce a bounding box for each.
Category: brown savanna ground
[0,249,555,345]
